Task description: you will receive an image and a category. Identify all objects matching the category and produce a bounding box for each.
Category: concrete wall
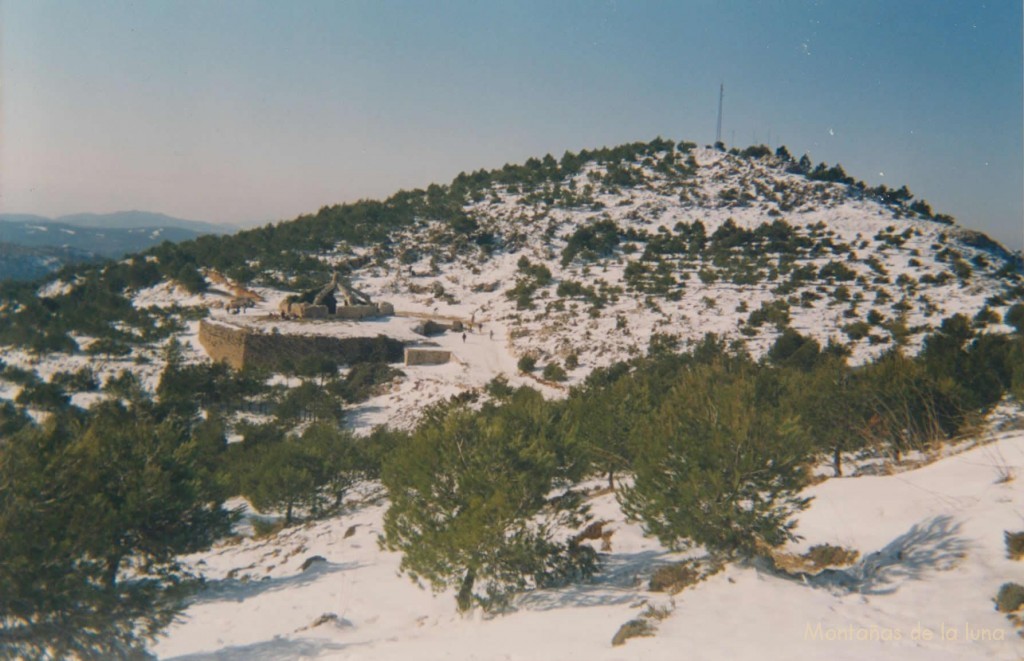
[404,348,452,366]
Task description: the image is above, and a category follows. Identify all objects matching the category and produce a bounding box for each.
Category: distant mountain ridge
[0,211,236,281]
[0,210,235,235]
[0,242,96,282]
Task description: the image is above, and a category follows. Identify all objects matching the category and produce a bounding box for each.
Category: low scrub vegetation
[996,583,1024,613]
[1006,531,1024,560]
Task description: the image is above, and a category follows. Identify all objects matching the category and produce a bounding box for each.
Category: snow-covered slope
[154,429,1024,660]
[349,147,1017,372]
[5,143,1017,433]
[146,144,1019,431]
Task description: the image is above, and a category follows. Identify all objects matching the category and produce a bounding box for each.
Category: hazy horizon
[2,1,1021,248]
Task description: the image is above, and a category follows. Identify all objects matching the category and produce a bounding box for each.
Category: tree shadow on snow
[779,515,969,596]
[514,549,668,611]
[165,636,360,661]
[343,405,387,430]
[186,560,365,607]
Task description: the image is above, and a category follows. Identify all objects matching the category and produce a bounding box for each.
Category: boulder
[413,320,447,337]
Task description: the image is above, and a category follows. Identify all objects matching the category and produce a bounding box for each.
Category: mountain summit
[249,138,1017,374]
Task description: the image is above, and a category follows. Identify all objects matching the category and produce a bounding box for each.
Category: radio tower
[715,83,724,146]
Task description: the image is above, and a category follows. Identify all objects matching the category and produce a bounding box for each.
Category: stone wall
[277,300,393,320]
[404,348,453,366]
[333,304,379,320]
[198,321,248,370]
[199,320,404,371]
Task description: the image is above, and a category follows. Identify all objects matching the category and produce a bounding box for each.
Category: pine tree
[1006,303,1024,335]
[0,401,234,657]
[566,372,648,490]
[857,349,959,460]
[767,328,821,371]
[275,380,342,424]
[63,401,234,588]
[381,391,594,612]
[300,422,361,514]
[620,361,812,557]
[793,356,866,476]
[241,439,316,525]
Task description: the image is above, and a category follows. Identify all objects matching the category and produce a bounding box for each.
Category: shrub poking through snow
[542,362,567,382]
[995,583,1024,613]
[611,600,677,647]
[804,544,861,568]
[641,603,673,621]
[648,557,722,594]
[611,619,655,647]
[251,517,286,539]
[648,562,699,594]
[1005,532,1024,561]
[517,355,537,372]
[768,544,860,576]
[300,555,327,572]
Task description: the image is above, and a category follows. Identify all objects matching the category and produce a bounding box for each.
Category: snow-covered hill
[2,140,1022,660]
[154,428,1024,660]
[89,143,1017,432]
[3,142,1019,435]
[348,146,1017,372]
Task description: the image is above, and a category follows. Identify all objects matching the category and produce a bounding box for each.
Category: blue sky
[2,0,1021,248]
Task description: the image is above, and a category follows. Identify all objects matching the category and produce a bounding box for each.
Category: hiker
[462,332,466,343]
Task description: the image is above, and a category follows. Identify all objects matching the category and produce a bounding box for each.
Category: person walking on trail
[489,330,493,340]
[462,332,466,343]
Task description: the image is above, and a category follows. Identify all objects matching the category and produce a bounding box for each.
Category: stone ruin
[199,320,403,371]
[404,347,453,366]
[279,272,394,320]
[225,297,256,314]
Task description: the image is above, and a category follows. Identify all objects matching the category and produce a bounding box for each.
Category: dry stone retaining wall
[199,320,404,371]
[404,348,453,366]
[197,321,247,370]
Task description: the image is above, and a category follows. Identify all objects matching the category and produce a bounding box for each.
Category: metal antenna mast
[715,83,724,145]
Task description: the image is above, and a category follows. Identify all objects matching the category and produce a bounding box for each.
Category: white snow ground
[154,430,1024,660]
